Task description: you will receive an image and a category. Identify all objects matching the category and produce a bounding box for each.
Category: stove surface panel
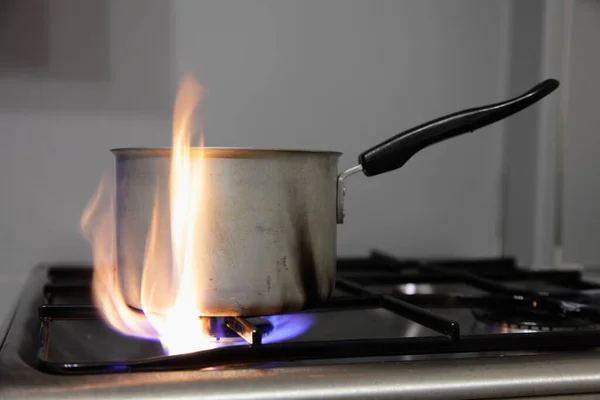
[4,252,600,399]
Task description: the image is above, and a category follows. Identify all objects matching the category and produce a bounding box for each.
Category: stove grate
[35,251,600,374]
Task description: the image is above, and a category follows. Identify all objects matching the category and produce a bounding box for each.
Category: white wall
[0,1,515,321]
[0,0,173,322]
[502,0,567,268]
[561,0,600,265]
[173,0,510,258]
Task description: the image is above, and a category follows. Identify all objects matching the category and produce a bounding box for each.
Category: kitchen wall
[172,0,511,261]
[0,1,524,322]
[502,0,566,268]
[562,0,600,266]
[0,0,174,322]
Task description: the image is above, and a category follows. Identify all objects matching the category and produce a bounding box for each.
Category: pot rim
[111,147,343,157]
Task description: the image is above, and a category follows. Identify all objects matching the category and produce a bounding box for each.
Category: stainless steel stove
[3,251,600,399]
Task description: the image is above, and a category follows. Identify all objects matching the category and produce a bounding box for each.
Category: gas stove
[3,251,600,399]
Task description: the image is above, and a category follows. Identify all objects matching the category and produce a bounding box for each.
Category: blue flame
[262,314,313,344]
[109,362,128,372]
[136,313,314,357]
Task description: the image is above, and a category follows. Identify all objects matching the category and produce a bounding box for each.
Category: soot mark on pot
[266,275,272,292]
[276,256,288,271]
[281,175,322,310]
[296,223,321,307]
[256,224,279,234]
[233,298,248,315]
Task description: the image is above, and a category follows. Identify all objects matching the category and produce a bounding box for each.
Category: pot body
[113,148,341,316]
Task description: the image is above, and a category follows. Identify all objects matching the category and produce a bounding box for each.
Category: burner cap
[472,307,594,331]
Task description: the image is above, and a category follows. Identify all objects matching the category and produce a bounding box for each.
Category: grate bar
[382,295,460,339]
[336,278,372,295]
[225,317,262,346]
[339,270,585,285]
[48,267,93,281]
[372,252,563,296]
[39,304,100,320]
[44,284,91,300]
[336,278,460,339]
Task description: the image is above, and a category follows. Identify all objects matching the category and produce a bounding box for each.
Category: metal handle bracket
[336,165,363,224]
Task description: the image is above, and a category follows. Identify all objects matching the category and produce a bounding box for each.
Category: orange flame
[81,76,216,355]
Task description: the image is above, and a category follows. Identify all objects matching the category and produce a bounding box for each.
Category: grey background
[0,0,563,322]
[172,0,509,259]
[562,0,600,266]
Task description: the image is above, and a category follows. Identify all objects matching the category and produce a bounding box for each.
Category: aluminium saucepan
[113,78,559,316]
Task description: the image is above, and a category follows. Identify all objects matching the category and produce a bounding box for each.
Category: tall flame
[82,76,314,356]
[81,76,215,355]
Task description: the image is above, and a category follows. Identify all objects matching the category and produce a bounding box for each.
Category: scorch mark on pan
[277,256,288,271]
[255,225,279,234]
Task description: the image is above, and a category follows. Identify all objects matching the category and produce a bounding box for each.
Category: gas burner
[204,317,274,344]
[200,315,315,345]
[124,304,313,346]
[201,315,314,345]
[472,307,596,332]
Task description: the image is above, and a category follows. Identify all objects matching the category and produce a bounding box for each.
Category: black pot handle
[336,78,560,223]
[359,78,560,177]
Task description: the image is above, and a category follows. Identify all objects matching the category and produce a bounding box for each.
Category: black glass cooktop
[33,251,600,374]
